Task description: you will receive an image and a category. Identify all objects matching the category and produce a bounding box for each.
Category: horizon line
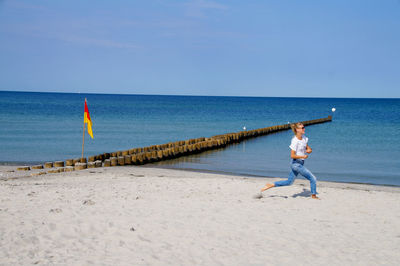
[0,89,399,100]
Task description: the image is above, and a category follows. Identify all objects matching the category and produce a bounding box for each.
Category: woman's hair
[290,122,304,135]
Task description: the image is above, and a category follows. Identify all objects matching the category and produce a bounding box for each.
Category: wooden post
[81,98,86,159]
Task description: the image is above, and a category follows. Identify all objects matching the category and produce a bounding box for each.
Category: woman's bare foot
[311,194,320,199]
[261,183,274,192]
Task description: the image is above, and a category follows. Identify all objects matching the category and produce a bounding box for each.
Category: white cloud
[54,34,139,49]
[0,23,139,50]
[184,0,228,18]
[5,0,46,10]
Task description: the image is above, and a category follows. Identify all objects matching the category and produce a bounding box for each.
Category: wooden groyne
[20,116,332,173]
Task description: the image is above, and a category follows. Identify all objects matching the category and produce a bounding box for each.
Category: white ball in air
[332,107,336,112]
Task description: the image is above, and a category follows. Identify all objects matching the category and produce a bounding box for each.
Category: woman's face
[296,125,305,134]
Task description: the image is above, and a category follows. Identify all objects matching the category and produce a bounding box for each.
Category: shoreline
[147,165,400,191]
[2,164,400,191]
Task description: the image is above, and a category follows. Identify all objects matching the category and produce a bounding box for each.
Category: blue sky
[0,0,399,98]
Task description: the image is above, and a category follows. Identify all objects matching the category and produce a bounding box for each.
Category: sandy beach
[1,165,399,265]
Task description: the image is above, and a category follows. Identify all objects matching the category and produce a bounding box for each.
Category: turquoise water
[1,91,399,186]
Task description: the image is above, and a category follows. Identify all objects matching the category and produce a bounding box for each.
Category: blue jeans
[274,159,317,195]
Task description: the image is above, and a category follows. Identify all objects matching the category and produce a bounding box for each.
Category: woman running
[261,122,319,199]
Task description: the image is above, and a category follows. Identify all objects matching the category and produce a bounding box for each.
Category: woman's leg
[296,164,317,195]
[274,169,297,187]
[261,166,298,192]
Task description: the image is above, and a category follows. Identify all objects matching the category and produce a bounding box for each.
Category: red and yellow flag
[84,98,94,139]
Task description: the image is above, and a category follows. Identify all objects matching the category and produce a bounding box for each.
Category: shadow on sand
[265,194,289,199]
[256,188,312,199]
[291,188,311,198]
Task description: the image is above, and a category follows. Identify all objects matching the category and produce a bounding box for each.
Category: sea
[1,91,399,186]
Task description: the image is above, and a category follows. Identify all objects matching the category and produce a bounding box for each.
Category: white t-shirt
[289,135,308,160]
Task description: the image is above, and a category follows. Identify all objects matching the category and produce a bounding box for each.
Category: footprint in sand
[83,199,95,205]
[130,174,145,177]
[253,193,263,199]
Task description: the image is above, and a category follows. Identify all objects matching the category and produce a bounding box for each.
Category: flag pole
[81,98,86,160]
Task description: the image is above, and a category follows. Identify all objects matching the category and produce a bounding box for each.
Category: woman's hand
[306,145,312,154]
[303,155,309,159]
